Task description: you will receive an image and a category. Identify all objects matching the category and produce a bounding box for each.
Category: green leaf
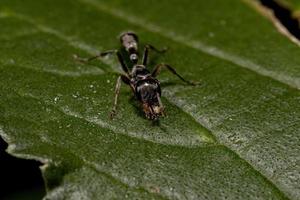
[0,0,299,199]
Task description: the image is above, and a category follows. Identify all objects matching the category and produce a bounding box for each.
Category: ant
[74,32,196,120]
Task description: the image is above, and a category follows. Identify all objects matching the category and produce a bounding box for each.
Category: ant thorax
[131,65,150,79]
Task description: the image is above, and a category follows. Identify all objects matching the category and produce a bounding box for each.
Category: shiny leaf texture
[0,0,300,199]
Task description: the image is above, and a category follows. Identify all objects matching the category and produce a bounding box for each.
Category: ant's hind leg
[116,51,130,74]
[110,74,130,119]
[73,50,117,63]
[142,44,168,65]
[152,63,197,86]
[145,44,168,53]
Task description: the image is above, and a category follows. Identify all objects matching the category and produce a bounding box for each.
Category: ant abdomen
[120,32,139,63]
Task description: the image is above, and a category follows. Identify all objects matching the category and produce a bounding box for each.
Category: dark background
[0,137,45,200]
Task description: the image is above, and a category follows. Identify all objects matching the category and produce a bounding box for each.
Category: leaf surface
[0,0,300,199]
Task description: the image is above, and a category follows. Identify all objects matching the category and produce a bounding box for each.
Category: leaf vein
[78,0,300,90]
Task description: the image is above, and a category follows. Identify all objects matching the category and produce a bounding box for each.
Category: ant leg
[110,74,131,119]
[146,44,168,53]
[152,63,197,85]
[110,51,130,118]
[116,51,130,74]
[142,46,149,65]
[142,44,168,65]
[74,50,130,75]
[73,50,117,63]
[157,93,166,116]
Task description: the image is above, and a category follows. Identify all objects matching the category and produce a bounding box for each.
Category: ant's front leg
[110,52,131,118]
[142,44,168,65]
[152,63,197,86]
[110,74,131,119]
[73,49,117,63]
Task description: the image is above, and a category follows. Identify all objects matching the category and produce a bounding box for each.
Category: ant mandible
[74,32,196,120]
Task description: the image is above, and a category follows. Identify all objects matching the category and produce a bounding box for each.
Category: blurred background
[0,137,45,200]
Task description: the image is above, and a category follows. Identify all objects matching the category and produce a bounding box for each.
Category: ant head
[136,80,164,120]
[142,102,165,120]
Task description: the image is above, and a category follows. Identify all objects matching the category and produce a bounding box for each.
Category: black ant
[74,32,196,120]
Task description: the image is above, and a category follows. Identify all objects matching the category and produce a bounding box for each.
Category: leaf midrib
[0,5,291,200]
